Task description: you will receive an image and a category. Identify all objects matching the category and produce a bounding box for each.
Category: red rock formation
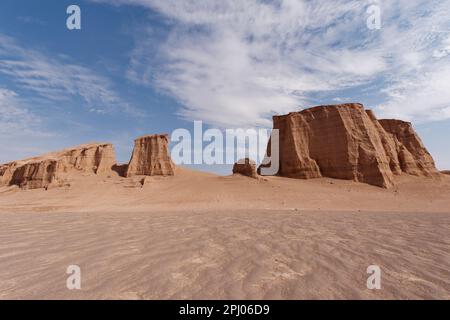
[0,143,116,189]
[379,119,437,176]
[126,134,175,177]
[233,158,258,178]
[262,103,438,188]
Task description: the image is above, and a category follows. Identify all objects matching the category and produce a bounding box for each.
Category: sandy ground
[0,168,449,299]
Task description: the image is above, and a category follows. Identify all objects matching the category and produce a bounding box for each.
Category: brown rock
[0,143,116,189]
[112,164,128,177]
[126,134,175,177]
[261,103,438,188]
[441,170,450,175]
[233,158,258,178]
[379,119,437,176]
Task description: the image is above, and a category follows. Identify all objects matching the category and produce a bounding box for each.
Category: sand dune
[0,169,449,299]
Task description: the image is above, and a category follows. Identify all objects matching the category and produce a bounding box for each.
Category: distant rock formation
[261,103,438,188]
[233,158,258,178]
[0,143,116,189]
[126,134,175,177]
[0,133,177,190]
[442,170,450,175]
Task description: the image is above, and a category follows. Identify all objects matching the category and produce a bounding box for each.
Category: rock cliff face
[378,119,437,176]
[126,134,175,177]
[262,103,437,188]
[0,143,116,189]
[233,158,258,178]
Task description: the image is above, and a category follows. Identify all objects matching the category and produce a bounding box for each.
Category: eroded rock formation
[379,119,437,176]
[126,134,175,177]
[233,158,258,178]
[261,103,438,188]
[0,143,116,189]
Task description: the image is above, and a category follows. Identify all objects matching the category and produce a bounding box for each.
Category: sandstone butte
[259,103,438,188]
[126,134,175,177]
[233,158,258,178]
[0,134,174,190]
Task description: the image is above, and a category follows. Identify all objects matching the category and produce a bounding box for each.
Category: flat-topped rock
[126,134,175,177]
[260,103,438,188]
[0,143,116,189]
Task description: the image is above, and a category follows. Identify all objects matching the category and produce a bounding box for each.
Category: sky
[1,0,450,173]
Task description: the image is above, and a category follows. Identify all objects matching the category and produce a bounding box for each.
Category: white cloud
[93,0,450,126]
[0,34,140,116]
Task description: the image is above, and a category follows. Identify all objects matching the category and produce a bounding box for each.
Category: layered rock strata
[260,103,437,188]
[0,143,116,189]
[126,134,175,177]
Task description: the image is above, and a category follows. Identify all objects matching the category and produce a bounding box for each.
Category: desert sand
[0,168,449,299]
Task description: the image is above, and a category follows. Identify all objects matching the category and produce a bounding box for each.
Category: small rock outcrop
[260,103,438,188]
[0,143,116,189]
[233,158,258,178]
[442,170,450,175]
[126,134,175,177]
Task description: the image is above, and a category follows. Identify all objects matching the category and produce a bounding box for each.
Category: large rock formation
[126,134,175,177]
[0,143,116,189]
[233,158,258,178]
[261,103,438,188]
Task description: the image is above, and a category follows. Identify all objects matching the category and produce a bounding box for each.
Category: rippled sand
[0,169,449,299]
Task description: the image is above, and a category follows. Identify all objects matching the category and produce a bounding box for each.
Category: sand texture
[0,168,449,299]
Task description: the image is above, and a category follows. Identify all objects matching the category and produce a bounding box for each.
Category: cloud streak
[0,33,140,116]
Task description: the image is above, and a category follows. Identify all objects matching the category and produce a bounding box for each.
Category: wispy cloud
[92,0,450,126]
[0,33,141,116]
[17,16,47,26]
[0,87,58,162]
[0,88,38,135]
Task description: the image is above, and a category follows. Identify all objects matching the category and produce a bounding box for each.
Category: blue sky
[1,0,450,172]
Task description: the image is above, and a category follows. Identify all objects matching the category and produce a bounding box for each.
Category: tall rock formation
[261,103,438,188]
[126,134,175,177]
[0,143,116,189]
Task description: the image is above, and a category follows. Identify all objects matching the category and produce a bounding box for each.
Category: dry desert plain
[0,167,449,299]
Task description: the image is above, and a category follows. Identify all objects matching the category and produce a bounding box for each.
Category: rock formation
[126,134,175,177]
[378,119,437,176]
[0,143,116,189]
[442,171,450,175]
[233,158,258,178]
[261,103,438,188]
[0,133,177,190]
